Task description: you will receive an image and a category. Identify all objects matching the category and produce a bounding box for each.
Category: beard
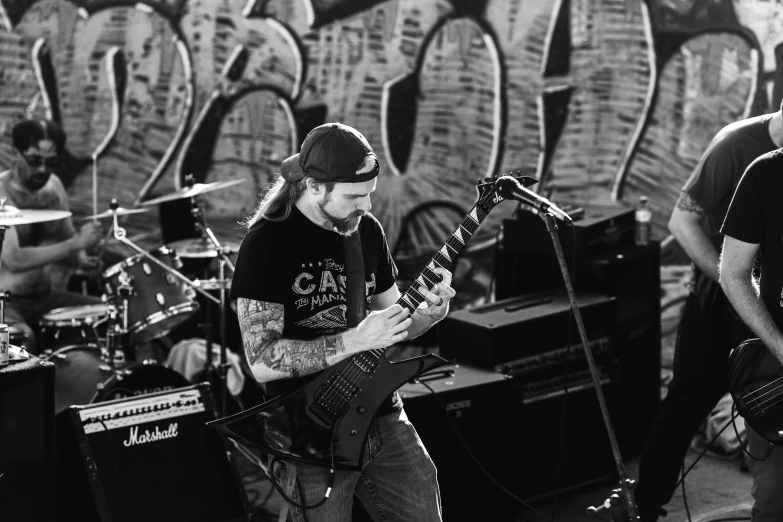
[318,200,365,236]
[24,173,52,191]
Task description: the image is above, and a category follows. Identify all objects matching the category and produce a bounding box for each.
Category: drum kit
[1,176,242,415]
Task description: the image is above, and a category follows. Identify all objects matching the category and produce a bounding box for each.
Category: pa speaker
[0,356,56,522]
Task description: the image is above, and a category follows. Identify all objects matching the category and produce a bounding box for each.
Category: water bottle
[635,196,652,246]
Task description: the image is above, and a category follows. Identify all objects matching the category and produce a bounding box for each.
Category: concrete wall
[0,0,774,252]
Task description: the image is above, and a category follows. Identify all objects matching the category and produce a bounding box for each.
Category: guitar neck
[396,203,487,314]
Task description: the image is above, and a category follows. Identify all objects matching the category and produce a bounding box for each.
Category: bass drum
[45,344,190,414]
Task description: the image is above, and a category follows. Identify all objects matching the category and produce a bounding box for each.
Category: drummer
[0,119,103,353]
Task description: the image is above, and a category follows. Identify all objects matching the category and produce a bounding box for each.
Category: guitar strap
[344,231,366,327]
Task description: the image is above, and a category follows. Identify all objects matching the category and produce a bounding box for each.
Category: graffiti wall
[0,0,775,254]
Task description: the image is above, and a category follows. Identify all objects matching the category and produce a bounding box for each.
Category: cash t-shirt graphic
[231,206,397,342]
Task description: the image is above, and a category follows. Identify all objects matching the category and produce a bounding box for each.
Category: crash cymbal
[168,238,239,259]
[83,207,150,220]
[140,179,246,207]
[0,205,72,226]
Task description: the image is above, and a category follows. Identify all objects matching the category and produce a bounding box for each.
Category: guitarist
[720,148,783,522]
[634,104,783,521]
[231,123,453,521]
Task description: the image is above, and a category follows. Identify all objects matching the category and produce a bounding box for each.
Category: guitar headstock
[475,171,539,212]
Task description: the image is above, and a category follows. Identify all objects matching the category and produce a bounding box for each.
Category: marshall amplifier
[57,384,251,522]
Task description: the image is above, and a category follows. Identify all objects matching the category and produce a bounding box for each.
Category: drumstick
[92,154,98,221]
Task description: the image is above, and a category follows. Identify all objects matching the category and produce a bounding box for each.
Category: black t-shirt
[230,206,401,411]
[683,113,776,248]
[722,149,783,331]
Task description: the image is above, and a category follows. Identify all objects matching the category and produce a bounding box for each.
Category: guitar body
[729,338,783,445]
[209,352,447,470]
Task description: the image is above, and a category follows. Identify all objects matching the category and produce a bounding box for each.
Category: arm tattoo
[236,298,346,378]
[676,192,706,217]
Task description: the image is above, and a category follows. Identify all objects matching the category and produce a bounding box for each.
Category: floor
[237,445,753,521]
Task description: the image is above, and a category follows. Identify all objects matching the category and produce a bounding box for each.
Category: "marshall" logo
[123,423,179,447]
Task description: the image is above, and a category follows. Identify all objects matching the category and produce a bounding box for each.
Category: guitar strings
[316,208,481,412]
[743,377,783,412]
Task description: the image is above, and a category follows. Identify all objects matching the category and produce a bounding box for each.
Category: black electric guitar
[208,174,528,470]
[729,338,783,444]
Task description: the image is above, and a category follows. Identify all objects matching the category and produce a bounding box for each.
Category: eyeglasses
[24,155,59,168]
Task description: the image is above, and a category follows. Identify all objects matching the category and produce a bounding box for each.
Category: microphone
[495,176,573,222]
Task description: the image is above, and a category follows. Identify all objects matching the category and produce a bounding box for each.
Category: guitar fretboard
[310,198,495,424]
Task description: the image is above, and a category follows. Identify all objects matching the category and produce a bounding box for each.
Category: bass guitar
[208,174,527,470]
[729,337,783,444]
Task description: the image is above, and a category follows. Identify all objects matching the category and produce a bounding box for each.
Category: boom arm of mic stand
[111,218,220,305]
[540,214,640,522]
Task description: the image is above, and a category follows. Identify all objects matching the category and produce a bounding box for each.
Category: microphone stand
[540,213,639,522]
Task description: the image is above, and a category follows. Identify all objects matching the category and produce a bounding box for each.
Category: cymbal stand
[188,188,234,415]
[539,213,639,522]
[106,199,219,306]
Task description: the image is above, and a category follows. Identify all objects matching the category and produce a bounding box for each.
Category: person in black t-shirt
[721,149,783,522]
[231,123,452,521]
[634,104,783,521]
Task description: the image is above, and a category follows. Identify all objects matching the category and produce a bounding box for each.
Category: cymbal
[140,179,245,207]
[168,238,239,259]
[0,205,72,226]
[83,207,150,220]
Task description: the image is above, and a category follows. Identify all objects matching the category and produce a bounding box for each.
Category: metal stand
[186,179,233,416]
[108,199,219,306]
[539,213,639,522]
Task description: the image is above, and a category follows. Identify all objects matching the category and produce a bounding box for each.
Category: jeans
[634,271,750,514]
[4,289,102,354]
[747,425,783,521]
[270,407,442,522]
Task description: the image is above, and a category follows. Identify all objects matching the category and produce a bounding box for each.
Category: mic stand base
[540,214,640,522]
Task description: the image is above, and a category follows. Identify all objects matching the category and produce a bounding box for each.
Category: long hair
[243,175,335,228]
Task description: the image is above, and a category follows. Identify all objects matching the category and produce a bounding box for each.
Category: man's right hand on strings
[348,304,412,352]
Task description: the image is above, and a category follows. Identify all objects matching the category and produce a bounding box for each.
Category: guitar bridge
[310,371,361,426]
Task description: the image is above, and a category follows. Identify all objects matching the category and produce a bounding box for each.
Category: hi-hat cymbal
[0,205,72,226]
[140,179,246,207]
[168,238,239,259]
[84,207,150,220]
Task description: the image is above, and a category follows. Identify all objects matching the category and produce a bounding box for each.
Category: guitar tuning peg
[484,177,492,183]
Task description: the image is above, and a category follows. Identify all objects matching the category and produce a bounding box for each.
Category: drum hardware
[0,290,9,328]
[182,174,236,416]
[0,198,72,324]
[137,177,245,207]
[106,198,219,306]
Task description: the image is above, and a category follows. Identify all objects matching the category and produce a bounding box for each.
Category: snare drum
[44,344,190,414]
[103,246,199,344]
[39,304,108,349]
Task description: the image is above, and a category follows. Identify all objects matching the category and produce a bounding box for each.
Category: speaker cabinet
[0,356,56,522]
[56,384,250,522]
[495,238,661,459]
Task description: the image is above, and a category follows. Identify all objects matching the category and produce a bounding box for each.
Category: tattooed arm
[237,297,412,384]
[668,192,720,282]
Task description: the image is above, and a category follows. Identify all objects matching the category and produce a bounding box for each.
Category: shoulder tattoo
[236,298,345,378]
[676,193,706,217]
